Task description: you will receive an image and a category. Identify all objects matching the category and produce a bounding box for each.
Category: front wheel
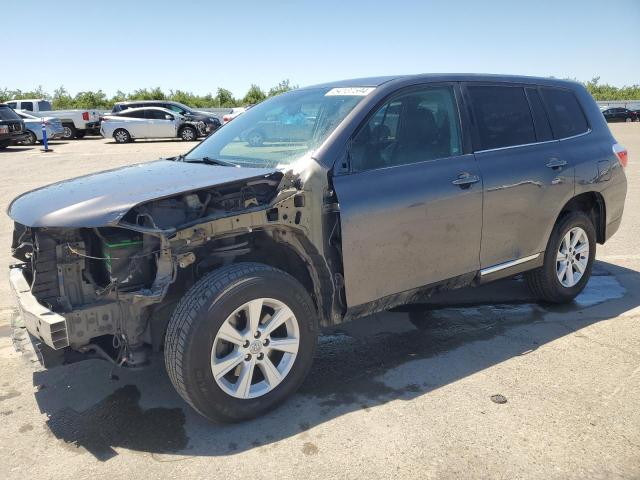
[165,263,318,422]
[525,211,596,303]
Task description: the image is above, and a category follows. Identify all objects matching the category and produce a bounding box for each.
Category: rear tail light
[223,115,230,123]
[82,111,89,121]
[613,143,628,168]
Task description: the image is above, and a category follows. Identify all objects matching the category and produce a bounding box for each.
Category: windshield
[185,87,372,168]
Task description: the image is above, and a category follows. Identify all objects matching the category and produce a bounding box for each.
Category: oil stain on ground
[46,384,187,461]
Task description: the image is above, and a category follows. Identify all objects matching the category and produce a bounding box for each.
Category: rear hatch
[0,105,25,138]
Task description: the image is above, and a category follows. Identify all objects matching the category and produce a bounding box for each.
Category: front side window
[167,104,186,114]
[21,101,34,111]
[6,102,17,109]
[468,85,535,150]
[186,87,370,168]
[350,86,462,172]
[541,88,589,139]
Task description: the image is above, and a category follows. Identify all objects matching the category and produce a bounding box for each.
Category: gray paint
[333,154,482,307]
[7,160,278,227]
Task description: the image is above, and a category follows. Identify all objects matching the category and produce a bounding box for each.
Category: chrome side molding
[480,253,541,276]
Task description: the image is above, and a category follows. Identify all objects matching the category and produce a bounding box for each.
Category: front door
[333,84,483,308]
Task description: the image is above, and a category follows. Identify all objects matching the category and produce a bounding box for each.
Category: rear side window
[38,101,52,111]
[123,110,145,118]
[525,88,553,142]
[21,101,34,111]
[540,88,589,139]
[468,86,535,150]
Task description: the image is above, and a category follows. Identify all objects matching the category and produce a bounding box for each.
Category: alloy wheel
[556,226,589,287]
[211,298,300,399]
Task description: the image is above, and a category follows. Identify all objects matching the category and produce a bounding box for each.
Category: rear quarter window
[540,88,589,139]
[467,85,536,150]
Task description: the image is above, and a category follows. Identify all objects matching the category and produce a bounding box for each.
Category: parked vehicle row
[601,107,639,123]
[6,99,101,139]
[100,107,203,143]
[111,100,222,135]
[7,74,628,423]
[14,110,65,145]
[0,103,29,149]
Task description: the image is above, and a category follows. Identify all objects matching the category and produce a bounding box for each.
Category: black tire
[525,211,596,303]
[62,123,76,140]
[165,262,318,422]
[113,128,131,143]
[247,130,264,147]
[179,126,197,141]
[0,141,8,150]
[75,130,86,139]
[23,131,38,145]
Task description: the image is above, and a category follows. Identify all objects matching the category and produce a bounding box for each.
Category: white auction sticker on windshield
[325,87,375,96]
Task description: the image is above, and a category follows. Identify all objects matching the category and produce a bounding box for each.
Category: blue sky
[4,0,639,98]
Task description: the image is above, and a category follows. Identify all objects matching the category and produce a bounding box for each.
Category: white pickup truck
[6,99,101,139]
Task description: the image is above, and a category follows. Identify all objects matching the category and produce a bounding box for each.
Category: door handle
[452,173,480,188]
[545,158,567,169]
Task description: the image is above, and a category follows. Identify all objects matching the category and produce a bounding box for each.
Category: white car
[6,99,101,139]
[14,110,65,145]
[222,107,246,124]
[100,107,200,143]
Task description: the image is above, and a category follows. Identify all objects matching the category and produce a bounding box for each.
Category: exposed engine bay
[10,168,341,367]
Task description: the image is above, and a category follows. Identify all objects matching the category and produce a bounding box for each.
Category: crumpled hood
[7,159,278,228]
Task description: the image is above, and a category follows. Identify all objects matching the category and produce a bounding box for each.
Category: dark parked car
[111,100,221,135]
[0,103,29,149]
[602,107,638,123]
[8,75,628,422]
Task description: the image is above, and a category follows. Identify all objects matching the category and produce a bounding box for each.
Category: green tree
[52,86,74,109]
[73,90,109,109]
[242,84,266,105]
[215,88,236,107]
[268,79,297,97]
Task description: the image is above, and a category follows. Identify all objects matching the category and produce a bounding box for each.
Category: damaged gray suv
[8,74,628,422]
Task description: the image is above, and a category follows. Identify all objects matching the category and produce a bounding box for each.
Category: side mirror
[165,115,173,120]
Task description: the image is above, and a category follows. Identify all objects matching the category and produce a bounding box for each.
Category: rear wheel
[247,130,264,147]
[180,126,197,141]
[525,211,596,303]
[626,117,632,123]
[165,263,318,422]
[113,128,131,143]
[23,131,38,145]
[62,123,76,140]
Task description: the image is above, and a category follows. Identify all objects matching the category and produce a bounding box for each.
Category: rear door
[333,84,483,307]
[466,84,574,271]
[121,109,147,137]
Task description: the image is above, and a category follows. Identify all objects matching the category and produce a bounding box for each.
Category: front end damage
[9,164,340,367]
